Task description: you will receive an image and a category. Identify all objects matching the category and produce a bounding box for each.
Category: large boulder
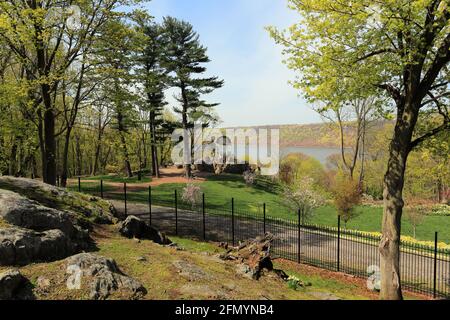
[119,216,171,245]
[0,227,74,266]
[66,253,147,300]
[0,269,26,300]
[0,176,122,224]
[0,190,88,246]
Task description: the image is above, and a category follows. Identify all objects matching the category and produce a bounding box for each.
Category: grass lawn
[85,174,152,184]
[75,173,450,244]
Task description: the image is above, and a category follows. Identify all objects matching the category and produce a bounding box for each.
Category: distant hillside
[225,123,354,148]
[279,123,347,147]
[225,121,388,148]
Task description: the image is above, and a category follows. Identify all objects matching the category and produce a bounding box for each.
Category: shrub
[430,204,450,216]
[279,153,327,190]
[282,177,324,224]
[181,183,202,209]
[105,164,121,174]
[331,176,362,226]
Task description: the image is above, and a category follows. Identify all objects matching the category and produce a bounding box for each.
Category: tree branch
[409,121,450,151]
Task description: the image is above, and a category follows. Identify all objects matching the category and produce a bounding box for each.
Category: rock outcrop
[0,190,89,247]
[0,269,26,299]
[0,176,122,224]
[0,227,75,265]
[119,216,171,245]
[66,253,147,300]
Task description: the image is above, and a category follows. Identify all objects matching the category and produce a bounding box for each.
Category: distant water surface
[280,146,343,165]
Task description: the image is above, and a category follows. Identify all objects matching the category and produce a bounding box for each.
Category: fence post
[175,190,178,235]
[337,215,341,272]
[78,177,81,192]
[297,209,301,263]
[100,180,104,199]
[231,198,235,246]
[124,182,127,215]
[202,193,206,241]
[263,203,266,234]
[148,186,152,226]
[433,231,438,299]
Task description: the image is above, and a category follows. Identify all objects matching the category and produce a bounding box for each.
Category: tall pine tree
[137,20,168,178]
[161,17,224,178]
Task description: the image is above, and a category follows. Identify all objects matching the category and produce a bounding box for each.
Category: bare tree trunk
[92,120,105,176]
[60,128,72,187]
[150,111,160,178]
[43,98,57,185]
[117,110,133,178]
[8,141,17,176]
[181,85,192,179]
[75,134,82,176]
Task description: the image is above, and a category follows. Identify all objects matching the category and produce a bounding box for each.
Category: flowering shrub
[430,204,450,216]
[286,275,311,290]
[283,177,324,224]
[355,230,450,251]
[181,183,202,209]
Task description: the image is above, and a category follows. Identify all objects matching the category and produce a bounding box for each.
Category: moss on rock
[0,177,121,225]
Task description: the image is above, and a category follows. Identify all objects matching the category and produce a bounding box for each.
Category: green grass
[76,173,450,244]
[313,206,450,243]
[85,174,152,183]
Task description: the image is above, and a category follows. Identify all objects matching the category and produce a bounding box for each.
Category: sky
[142,0,322,127]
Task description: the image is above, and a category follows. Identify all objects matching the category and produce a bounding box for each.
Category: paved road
[111,199,450,298]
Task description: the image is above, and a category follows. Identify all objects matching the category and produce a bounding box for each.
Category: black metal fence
[80,180,450,299]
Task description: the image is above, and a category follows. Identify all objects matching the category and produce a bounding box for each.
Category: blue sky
[143,0,322,127]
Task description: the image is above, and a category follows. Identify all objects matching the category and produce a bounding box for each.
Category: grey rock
[235,263,253,279]
[179,284,229,299]
[172,260,212,281]
[0,269,25,299]
[119,216,171,245]
[0,177,122,224]
[0,227,73,266]
[36,276,51,289]
[0,190,89,248]
[66,253,147,300]
[136,256,147,262]
[309,291,342,300]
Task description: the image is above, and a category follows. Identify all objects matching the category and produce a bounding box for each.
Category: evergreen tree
[161,17,224,178]
[138,20,168,178]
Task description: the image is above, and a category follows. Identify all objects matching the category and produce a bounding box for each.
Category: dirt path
[69,167,210,193]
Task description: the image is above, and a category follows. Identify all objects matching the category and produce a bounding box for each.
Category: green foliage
[331,175,362,225]
[279,153,328,191]
[161,16,224,127]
